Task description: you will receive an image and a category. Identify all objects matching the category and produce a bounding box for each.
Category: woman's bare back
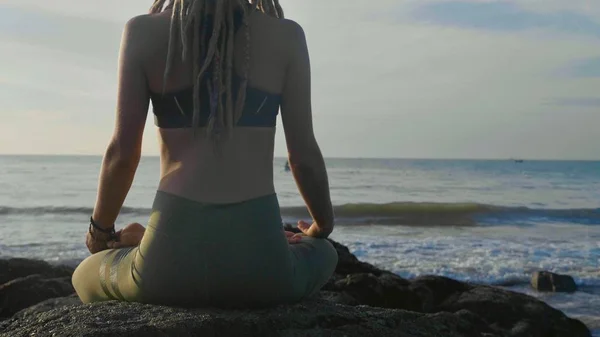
[125,9,307,203]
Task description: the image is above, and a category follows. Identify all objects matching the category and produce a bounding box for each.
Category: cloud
[559,56,600,78]
[0,5,123,59]
[0,0,148,22]
[412,1,600,38]
[551,97,600,108]
[512,0,600,21]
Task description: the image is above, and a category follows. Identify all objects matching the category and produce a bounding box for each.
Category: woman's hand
[285,230,302,244]
[86,230,112,254]
[297,220,332,239]
[107,222,146,249]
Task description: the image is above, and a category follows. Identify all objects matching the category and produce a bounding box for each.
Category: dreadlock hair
[149,0,284,143]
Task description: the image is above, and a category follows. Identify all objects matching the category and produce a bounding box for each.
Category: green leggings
[72,192,338,307]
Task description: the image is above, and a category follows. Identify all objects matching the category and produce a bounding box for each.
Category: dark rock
[436,285,590,337]
[13,295,81,319]
[509,320,536,337]
[531,271,577,293]
[0,299,487,337]
[0,274,75,318]
[454,309,493,334]
[329,272,590,336]
[411,275,471,307]
[331,273,423,311]
[314,291,358,305]
[0,258,73,285]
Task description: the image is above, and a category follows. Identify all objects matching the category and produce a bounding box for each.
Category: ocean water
[0,155,599,333]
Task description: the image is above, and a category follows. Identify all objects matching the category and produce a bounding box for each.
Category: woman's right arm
[281,21,334,238]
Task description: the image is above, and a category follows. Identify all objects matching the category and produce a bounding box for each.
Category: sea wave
[1,202,599,226]
[0,206,150,216]
[282,202,600,226]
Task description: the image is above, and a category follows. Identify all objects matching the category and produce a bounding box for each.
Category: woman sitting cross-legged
[72,0,338,307]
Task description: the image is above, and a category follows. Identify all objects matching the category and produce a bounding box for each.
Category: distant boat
[284,161,291,172]
[514,159,524,163]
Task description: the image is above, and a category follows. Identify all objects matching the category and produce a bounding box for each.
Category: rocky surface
[0,274,75,318]
[2,297,496,337]
[0,258,73,285]
[0,228,591,337]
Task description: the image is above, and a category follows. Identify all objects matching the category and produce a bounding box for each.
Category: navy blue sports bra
[150,7,281,128]
[150,76,281,128]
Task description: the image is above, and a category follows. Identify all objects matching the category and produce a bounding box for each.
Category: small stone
[531,271,577,293]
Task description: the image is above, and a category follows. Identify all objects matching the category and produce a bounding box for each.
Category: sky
[0,0,599,159]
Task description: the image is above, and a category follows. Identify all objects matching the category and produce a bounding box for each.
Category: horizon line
[0,154,598,162]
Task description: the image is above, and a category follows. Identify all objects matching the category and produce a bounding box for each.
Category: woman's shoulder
[253,12,306,36]
[119,12,171,57]
[123,11,170,35]
[249,14,308,57]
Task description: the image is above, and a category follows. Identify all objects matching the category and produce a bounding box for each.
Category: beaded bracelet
[88,216,117,241]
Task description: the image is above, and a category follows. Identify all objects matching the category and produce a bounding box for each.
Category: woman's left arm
[91,17,150,235]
